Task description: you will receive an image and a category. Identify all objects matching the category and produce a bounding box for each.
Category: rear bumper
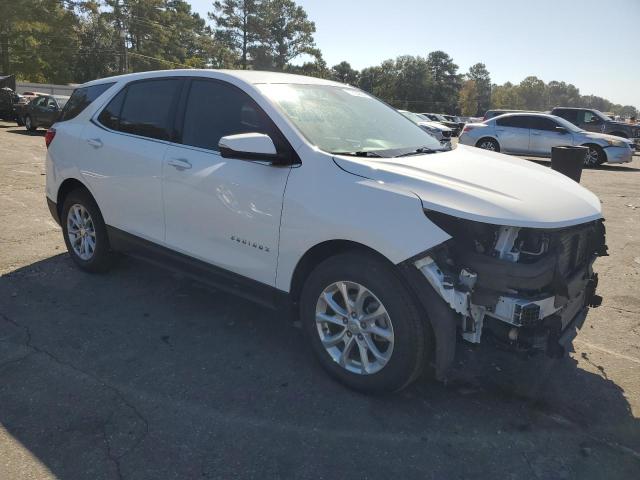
[604,145,633,163]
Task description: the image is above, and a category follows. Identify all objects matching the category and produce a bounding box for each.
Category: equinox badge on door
[230,235,271,253]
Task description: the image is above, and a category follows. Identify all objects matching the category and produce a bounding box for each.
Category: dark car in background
[551,107,640,150]
[22,94,69,131]
[419,112,462,135]
[0,87,20,120]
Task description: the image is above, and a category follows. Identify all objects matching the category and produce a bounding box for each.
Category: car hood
[333,145,602,228]
[582,131,634,144]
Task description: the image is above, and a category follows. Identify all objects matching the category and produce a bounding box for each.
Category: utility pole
[120,29,128,74]
[0,32,8,74]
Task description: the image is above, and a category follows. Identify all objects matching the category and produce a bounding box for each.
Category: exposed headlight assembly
[606,138,628,148]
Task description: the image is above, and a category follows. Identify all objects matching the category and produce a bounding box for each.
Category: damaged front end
[412,210,607,372]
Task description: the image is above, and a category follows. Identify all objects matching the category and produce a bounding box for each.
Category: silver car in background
[459,112,634,167]
[398,110,453,143]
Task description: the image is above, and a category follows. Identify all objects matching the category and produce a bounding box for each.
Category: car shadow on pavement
[4,128,46,136]
[1,254,639,479]
[527,158,640,173]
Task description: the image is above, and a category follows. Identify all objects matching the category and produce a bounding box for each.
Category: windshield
[591,109,610,122]
[258,84,444,156]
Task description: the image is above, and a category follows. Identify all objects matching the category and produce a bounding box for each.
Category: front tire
[61,189,115,272]
[476,137,500,152]
[300,252,429,393]
[24,115,36,131]
[584,144,606,167]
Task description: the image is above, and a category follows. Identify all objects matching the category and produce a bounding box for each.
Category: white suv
[45,70,607,392]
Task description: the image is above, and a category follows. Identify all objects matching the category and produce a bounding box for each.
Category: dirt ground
[0,121,639,480]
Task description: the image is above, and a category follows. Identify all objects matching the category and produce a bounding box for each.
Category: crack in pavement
[101,410,124,480]
[0,311,149,479]
[599,305,640,316]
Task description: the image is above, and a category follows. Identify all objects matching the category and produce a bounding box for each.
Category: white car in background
[398,109,453,143]
[459,112,633,167]
[45,70,606,393]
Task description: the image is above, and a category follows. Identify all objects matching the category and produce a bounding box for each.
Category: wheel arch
[56,178,97,219]
[475,136,500,150]
[580,143,607,167]
[288,239,391,307]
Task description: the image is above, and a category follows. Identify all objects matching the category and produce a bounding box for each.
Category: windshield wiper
[394,146,440,158]
[331,150,383,158]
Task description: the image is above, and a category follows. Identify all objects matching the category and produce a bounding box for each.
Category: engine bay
[416,210,607,356]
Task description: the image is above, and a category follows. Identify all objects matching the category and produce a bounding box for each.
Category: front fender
[275,149,451,291]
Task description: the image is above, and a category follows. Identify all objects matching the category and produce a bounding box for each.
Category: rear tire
[583,144,606,167]
[476,137,500,152]
[300,251,429,393]
[24,115,36,131]
[61,188,115,273]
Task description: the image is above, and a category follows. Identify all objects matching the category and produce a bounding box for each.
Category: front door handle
[87,138,103,148]
[167,158,192,171]
[531,131,541,136]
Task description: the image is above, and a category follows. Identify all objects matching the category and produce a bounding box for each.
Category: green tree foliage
[330,61,358,85]
[256,0,319,70]
[1,0,82,83]
[466,63,490,116]
[209,0,260,69]
[458,79,478,116]
[358,56,434,112]
[490,81,525,110]
[489,77,637,118]
[425,51,461,113]
[287,55,329,78]
[517,75,546,110]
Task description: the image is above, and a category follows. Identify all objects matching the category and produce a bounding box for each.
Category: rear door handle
[87,138,103,148]
[167,158,192,171]
[531,131,541,136]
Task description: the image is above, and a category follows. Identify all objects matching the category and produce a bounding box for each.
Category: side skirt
[106,226,291,311]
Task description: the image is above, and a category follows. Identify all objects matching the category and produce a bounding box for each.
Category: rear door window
[180,79,273,151]
[528,116,558,131]
[59,82,115,121]
[118,79,182,141]
[495,116,530,128]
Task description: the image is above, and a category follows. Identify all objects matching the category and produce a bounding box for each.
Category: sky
[188,0,640,107]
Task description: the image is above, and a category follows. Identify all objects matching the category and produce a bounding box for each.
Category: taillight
[462,125,476,134]
[45,128,56,148]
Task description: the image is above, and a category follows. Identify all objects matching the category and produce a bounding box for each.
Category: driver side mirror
[219,133,290,165]
[555,126,568,134]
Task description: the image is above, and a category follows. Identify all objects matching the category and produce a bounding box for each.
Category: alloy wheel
[478,140,496,151]
[315,281,394,375]
[25,116,32,130]
[584,147,600,167]
[66,204,96,260]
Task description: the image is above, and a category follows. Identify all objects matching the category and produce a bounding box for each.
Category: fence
[15,82,78,96]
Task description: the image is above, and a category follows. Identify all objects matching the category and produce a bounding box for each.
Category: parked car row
[459,112,634,166]
[43,70,607,392]
[0,86,69,130]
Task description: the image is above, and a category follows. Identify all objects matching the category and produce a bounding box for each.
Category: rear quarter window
[59,82,115,122]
